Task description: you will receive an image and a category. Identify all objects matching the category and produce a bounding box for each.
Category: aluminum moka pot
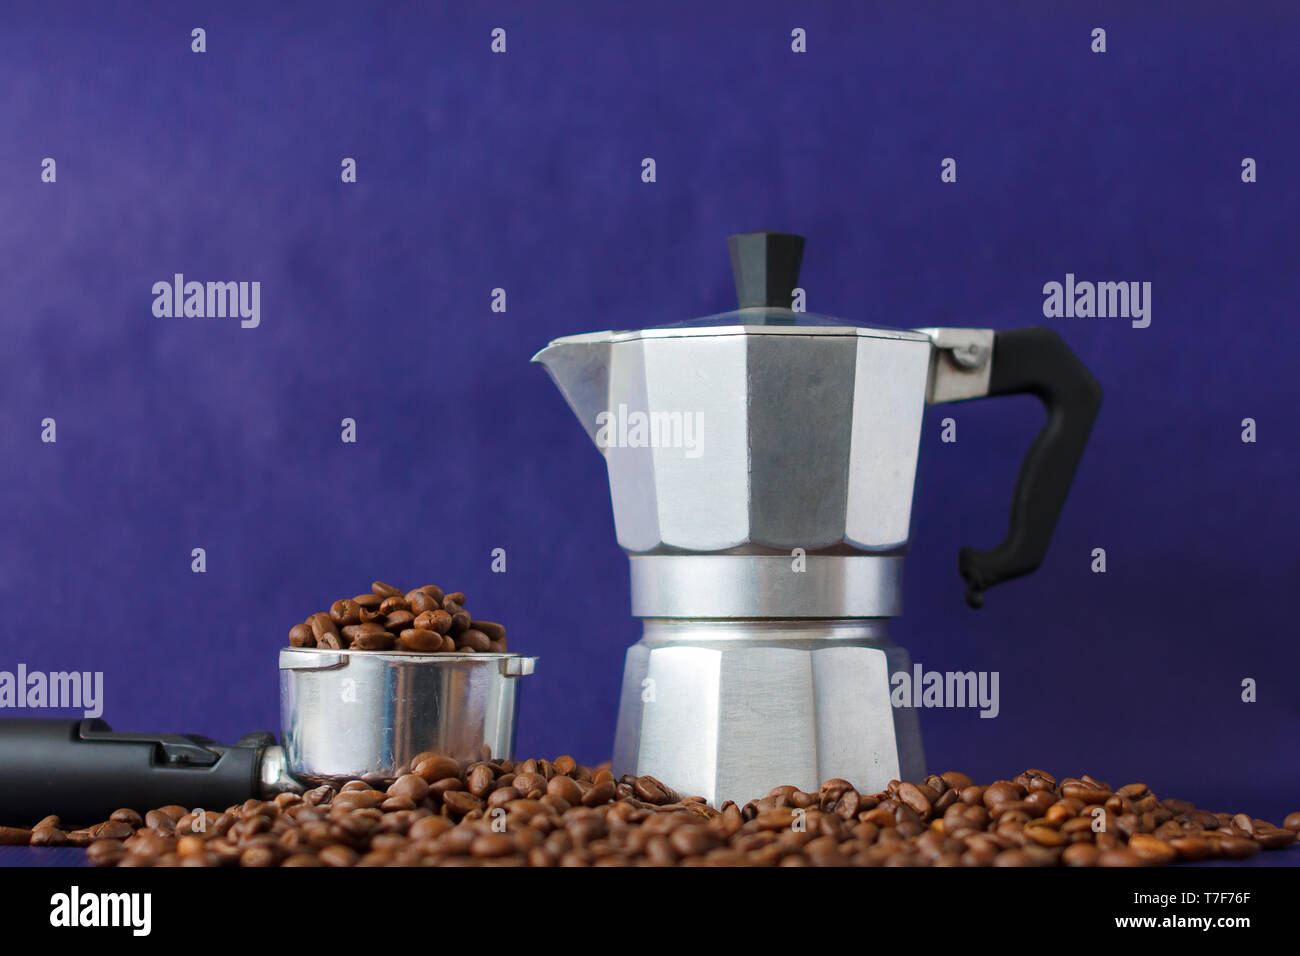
[534,231,1101,807]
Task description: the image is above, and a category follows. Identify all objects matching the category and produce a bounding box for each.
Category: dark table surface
[3,845,1298,867]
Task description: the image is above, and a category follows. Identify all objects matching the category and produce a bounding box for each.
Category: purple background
[1,1,1297,831]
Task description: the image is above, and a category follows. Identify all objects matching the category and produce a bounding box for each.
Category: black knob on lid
[727,231,805,310]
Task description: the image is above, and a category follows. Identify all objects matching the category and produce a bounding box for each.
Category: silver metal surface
[257,744,304,798]
[916,327,995,404]
[630,554,903,618]
[278,648,537,787]
[534,330,934,556]
[612,620,924,807]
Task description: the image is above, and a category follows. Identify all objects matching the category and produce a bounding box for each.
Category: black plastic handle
[0,719,274,828]
[958,328,1102,608]
[728,231,805,311]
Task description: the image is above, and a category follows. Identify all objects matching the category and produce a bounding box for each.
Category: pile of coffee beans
[288,582,507,653]
[8,763,1298,867]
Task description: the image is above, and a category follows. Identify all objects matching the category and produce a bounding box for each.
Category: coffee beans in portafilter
[39,765,1300,867]
[287,581,508,654]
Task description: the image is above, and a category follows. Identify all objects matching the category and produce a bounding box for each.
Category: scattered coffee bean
[86,839,127,866]
[15,764,1296,868]
[0,826,31,846]
[29,826,67,847]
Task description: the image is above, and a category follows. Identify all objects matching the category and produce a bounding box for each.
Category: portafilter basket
[279,647,538,787]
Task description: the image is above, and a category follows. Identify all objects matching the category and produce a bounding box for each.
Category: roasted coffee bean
[176,835,207,858]
[1127,833,1177,864]
[371,581,403,598]
[409,815,453,841]
[86,839,127,866]
[471,833,515,858]
[442,791,482,817]
[513,772,546,797]
[471,620,506,641]
[303,785,334,806]
[553,755,577,777]
[897,782,932,817]
[387,774,430,803]
[382,610,415,633]
[398,628,442,651]
[940,771,973,790]
[413,610,443,633]
[833,791,862,821]
[414,755,461,782]
[634,776,674,805]
[457,629,492,652]
[1254,827,1295,850]
[144,809,176,834]
[308,612,339,641]
[0,826,32,845]
[1169,836,1212,861]
[1097,849,1141,867]
[288,623,316,647]
[1061,843,1100,866]
[583,781,616,807]
[1061,782,1111,805]
[1217,836,1260,859]
[330,600,362,626]
[450,610,472,632]
[547,775,584,806]
[318,632,344,650]
[466,764,496,798]
[351,629,396,650]
[28,827,65,848]
[409,590,440,614]
[110,808,144,827]
[1024,769,1057,792]
[90,820,136,841]
[489,788,524,812]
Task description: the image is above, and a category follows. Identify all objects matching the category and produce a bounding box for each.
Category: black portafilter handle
[0,718,276,829]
